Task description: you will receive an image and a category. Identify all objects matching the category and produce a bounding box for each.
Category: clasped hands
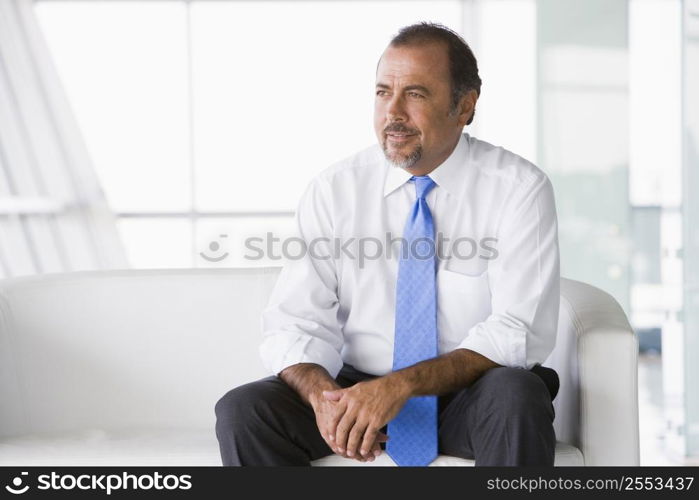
[309,374,412,462]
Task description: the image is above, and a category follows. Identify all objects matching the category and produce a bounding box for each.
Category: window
[35,0,539,268]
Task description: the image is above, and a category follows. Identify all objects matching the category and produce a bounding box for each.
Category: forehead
[376,41,450,86]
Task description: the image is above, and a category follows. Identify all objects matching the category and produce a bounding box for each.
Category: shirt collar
[382,133,470,197]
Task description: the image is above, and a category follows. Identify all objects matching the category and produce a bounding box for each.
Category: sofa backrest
[0,268,277,437]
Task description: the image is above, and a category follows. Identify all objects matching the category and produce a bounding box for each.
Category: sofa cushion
[312,442,583,466]
[0,428,221,466]
[0,429,583,466]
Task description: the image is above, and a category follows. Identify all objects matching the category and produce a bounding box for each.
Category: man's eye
[408,92,424,99]
[376,90,388,96]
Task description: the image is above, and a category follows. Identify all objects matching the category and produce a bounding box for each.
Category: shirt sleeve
[259,176,344,378]
[456,174,560,369]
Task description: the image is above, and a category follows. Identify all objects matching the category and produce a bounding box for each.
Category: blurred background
[0,0,697,464]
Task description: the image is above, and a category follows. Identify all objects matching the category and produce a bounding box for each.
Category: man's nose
[386,95,407,122]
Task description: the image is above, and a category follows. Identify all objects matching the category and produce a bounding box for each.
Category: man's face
[374,41,470,173]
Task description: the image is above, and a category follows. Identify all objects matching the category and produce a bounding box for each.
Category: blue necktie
[387,175,438,467]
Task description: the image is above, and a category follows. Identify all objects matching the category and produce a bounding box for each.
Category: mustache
[383,124,419,135]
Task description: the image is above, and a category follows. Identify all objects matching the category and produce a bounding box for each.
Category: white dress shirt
[260,133,560,378]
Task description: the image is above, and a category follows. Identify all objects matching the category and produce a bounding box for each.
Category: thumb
[322,389,344,401]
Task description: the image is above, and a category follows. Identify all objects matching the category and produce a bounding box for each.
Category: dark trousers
[215,364,559,466]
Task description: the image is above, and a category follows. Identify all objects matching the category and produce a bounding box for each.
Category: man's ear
[457,89,479,127]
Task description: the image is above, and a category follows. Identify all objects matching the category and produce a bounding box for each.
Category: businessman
[215,22,561,466]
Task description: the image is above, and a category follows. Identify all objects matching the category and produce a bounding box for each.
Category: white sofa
[0,268,639,466]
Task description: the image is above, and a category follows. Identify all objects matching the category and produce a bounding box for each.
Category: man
[215,22,560,466]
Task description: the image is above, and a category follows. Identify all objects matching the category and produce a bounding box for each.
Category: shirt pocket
[436,257,492,350]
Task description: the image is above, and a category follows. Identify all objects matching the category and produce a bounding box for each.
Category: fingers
[357,432,386,462]
[333,409,356,456]
[321,428,340,455]
[373,431,388,458]
[346,419,368,459]
[359,425,378,459]
[325,400,347,445]
[313,399,347,456]
[329,426,387,463]
[353,434,384,462]
[342,419,387,463]
[371,440,383,459]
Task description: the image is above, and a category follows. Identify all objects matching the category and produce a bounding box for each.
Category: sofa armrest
[579,326,640,465]
[560,281,640,466]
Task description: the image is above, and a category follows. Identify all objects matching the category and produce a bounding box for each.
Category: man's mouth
[386,132,417,143]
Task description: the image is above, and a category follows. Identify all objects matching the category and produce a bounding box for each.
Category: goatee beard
[383,143,423,170]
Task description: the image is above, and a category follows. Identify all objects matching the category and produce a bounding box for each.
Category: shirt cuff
[259,332,344,378]
[456,319,528,369]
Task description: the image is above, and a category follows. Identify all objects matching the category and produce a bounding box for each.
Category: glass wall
[682,0,699,457]
[35,0,465,268]
[35,0,542,269]
[537,0,631,313]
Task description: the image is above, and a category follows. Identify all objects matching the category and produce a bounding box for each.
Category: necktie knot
[412,176,436,200]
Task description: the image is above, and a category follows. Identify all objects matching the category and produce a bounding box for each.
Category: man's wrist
[279,363,339,407]
[385,369,416,400]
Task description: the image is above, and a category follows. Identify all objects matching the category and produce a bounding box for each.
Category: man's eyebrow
[404,84,431,95]
[375,83,432,95]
